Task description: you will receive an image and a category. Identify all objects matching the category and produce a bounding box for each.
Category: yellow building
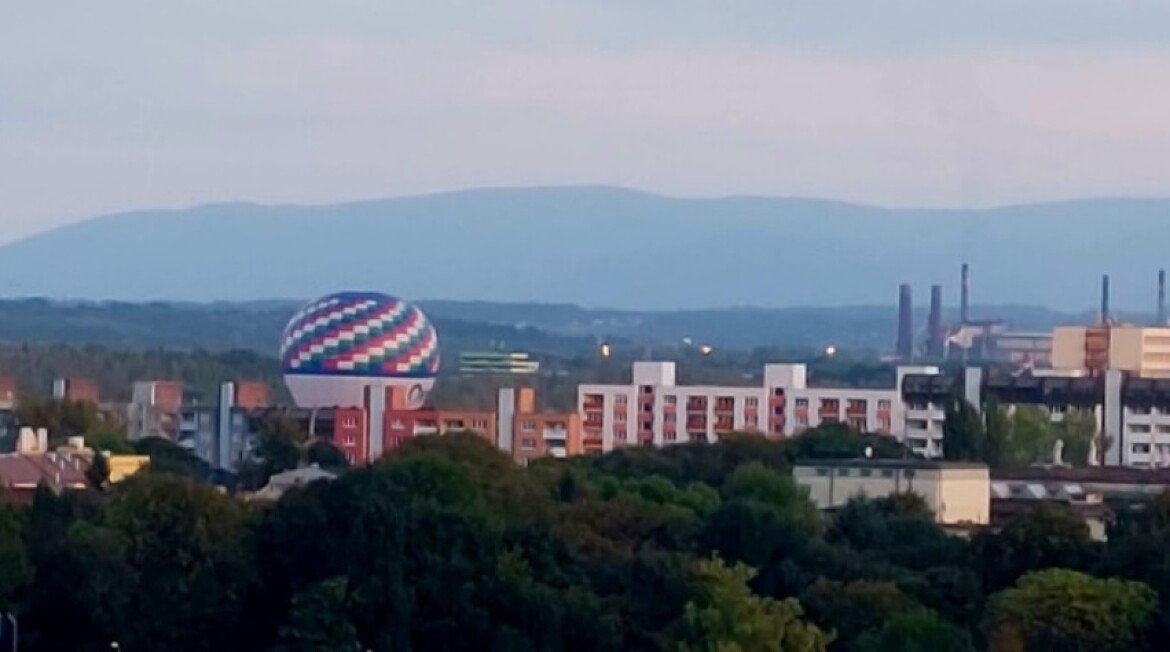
[1052,325,1170,378]
[106,454,150,483]
[793,459,990,526]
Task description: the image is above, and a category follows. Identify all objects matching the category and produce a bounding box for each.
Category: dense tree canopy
[0,426,1163,651]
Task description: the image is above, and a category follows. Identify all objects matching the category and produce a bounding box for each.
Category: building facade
[127,380,185,440]
[578,362,941,455]
[1052,325,1170,378]
[793,459,991,527]
[177,381,271,470]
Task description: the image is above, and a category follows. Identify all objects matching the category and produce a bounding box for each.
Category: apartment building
[578,362,940,454]
[323,385,581,466]
[127,380,185,440]
[52,377,100,404]
[901,366,1170,467]
[176,381,271,470]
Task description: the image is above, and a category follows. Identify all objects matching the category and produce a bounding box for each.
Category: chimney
[1159,269,1167,326]
[1101,274,1111,325]
[897,284,914,361]
[927,284,944,358]
[960,263,970,324]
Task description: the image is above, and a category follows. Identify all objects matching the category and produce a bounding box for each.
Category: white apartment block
[578,362,941,454]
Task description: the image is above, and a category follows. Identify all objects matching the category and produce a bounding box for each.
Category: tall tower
[897,284,914,361]
[1100,274,1111,325]
[960,262,970,324]
[1158,269,1167,326]
[927,284,944,359]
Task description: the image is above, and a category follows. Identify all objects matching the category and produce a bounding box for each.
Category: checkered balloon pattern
[280,292,440,378]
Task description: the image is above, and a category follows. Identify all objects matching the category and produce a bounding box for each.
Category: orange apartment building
[330,385,582,465]
[52,377,101,404]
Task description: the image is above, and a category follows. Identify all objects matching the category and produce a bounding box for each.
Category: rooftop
[794,458,989,471]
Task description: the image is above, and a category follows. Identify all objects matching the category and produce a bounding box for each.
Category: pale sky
[4,1,1170,242]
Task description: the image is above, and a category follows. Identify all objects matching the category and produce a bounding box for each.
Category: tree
[304,439,350,470]
[722,463,820,536]
[853,610,974,652]
[985,569,1156,652]
[676,557,828,652]
[272,577,361,652]
[973,503,1097,592]
[800,579,917,648]
[86,451,110,489]
[942,394,983,462]
[982,398,1011,468]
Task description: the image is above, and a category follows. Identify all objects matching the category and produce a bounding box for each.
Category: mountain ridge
[3,186,1169,311]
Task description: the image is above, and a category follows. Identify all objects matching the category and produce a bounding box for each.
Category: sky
[3,1,1170,242]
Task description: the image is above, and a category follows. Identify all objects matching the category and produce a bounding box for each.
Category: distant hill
[3,186,1170,311]
[0,297,1130,357]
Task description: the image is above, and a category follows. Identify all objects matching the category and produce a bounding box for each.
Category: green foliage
[272,577,361,652]
[85,451,110,489]
[986,569,1157,652]
[942,394,984,462]
[14,395,118,444]
[676,557,828,652]
[853,609,975,652]
[785,424,914,461]
[0,432,1165,651]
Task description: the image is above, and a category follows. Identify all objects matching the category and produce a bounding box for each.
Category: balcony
[542,426,568,441]
[583,395,604,410]
[686,398,708,412]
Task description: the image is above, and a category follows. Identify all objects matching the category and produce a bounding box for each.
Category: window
[664,431,677,442]
[391,419,405,430]
[664,413,677,424]
[344,434,356,446]
[521,437,537,450]
[1132,406,1152,415]
[615,411,627,423]
[847,399,866,411]
[795,398,809,408]
[343,417,358,428]
[904,470,917,479]
[641,403,653,412]
[615,395,628,405]
[664,395,677,405]
[745,397,759,407]
[615,428,628,441]
[815,468,829,477]
[796,416,809,428]
[1133,443,1152,454]
[838,468,852,477]
[1158,425,1170,434]
[641,385,653,395]
[878,400,892,410]
[881,469,895,478]
[745,415,758,427]
[521,420,536,431]
[641,421,653,430]
[860,468,873,477]
[1130,424,1153,434]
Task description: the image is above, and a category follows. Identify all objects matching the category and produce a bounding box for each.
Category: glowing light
[699,344,714,356]
[600,343,612,358]
[825,345,837,357]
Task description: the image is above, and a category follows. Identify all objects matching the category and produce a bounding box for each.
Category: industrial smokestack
[897,284,914,361]
[960,263,970,325]
[1101,274,1111,325]
[1159,269,1167,326]
[927,284,943,358]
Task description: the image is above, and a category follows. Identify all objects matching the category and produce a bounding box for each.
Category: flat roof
[794,458,989,471]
